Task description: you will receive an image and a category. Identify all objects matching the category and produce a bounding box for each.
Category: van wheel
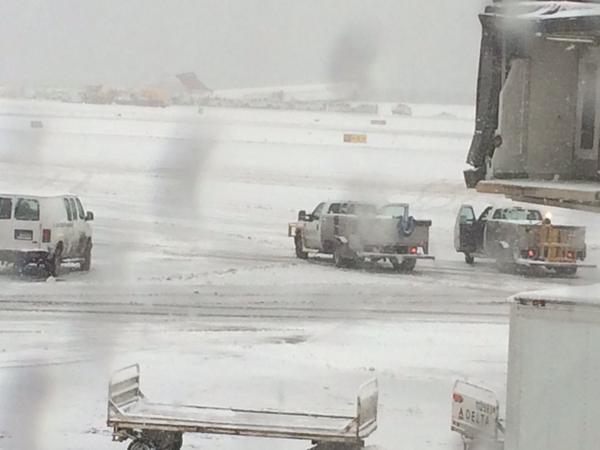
[46,244,63,277]
[81,240,92,271]
[294,233,308,259]
[464,253,475,265]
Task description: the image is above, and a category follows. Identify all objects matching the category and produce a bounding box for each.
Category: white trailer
[452,285,600,450]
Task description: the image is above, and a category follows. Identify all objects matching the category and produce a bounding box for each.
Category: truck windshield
[379,204,407,218]
[346,204,377,215]
[0,198,11,219]
[494,208,542,221]
[14,198,40,221]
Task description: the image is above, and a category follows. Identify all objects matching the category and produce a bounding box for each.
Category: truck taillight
[42,229,51,243]
[527,249,536,259]
[567,251,575,260]
[452,393,463,403]
[409,246,418,255]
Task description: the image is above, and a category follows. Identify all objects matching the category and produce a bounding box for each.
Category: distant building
[465,0,600,212]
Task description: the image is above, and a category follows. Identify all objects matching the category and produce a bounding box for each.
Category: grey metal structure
[465,1,600,212]
[107,365,378,450]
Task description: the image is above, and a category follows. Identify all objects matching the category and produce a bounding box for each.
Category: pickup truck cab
[288,201,434,272]
[0,192,94,276]
[454,204,593,274]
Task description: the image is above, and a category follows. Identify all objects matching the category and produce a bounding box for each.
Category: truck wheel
[81,240,92,271]
[397,258,416,273]
[464,253,475,265]
[556,267,577,276]
[294,233,308,259]
[46,244,63,277]
[170,434,183,450]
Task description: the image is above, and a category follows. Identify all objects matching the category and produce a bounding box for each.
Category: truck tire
[294,233,308,259]
[464,253,475,265]
[81,239,92,271]
[46,244,63,277]
[556,266,577,276]
[392,257,416,273]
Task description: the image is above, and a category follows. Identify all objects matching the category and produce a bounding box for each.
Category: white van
[0,193,94,276]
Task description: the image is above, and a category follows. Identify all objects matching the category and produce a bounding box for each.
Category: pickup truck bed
[108,365,378,447]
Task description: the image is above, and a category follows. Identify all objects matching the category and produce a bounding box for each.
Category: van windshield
[0,198,11,219]
[15,198,40,221]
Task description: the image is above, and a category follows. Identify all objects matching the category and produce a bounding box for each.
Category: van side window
[0,198,11,219]
[15,198,39,221]
[75,198,85,220]
[63,198,73,221]
[68,198,78,221]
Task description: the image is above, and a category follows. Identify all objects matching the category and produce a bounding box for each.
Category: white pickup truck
[454,205,594,274]
[0,192,94,276]
[288,201,434,272]
[452,285,600,450]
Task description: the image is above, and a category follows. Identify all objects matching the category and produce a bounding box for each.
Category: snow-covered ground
[0,99,598,450]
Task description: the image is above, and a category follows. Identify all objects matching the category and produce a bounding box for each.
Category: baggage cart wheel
[168,433,183,450]
[128,440,156,450]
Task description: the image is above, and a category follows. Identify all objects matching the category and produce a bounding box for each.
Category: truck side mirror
[85,211,94,221]
[298,210,307,221]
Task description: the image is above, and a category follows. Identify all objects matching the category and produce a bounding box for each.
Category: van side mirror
[298,210,307,221]
[85,211,94,221]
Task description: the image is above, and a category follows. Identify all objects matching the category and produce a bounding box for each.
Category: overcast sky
[0,0,487,103]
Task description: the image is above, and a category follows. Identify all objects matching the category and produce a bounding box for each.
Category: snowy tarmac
[0,100,598,449]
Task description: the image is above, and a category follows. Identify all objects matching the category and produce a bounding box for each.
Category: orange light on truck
[409,246,418,254]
